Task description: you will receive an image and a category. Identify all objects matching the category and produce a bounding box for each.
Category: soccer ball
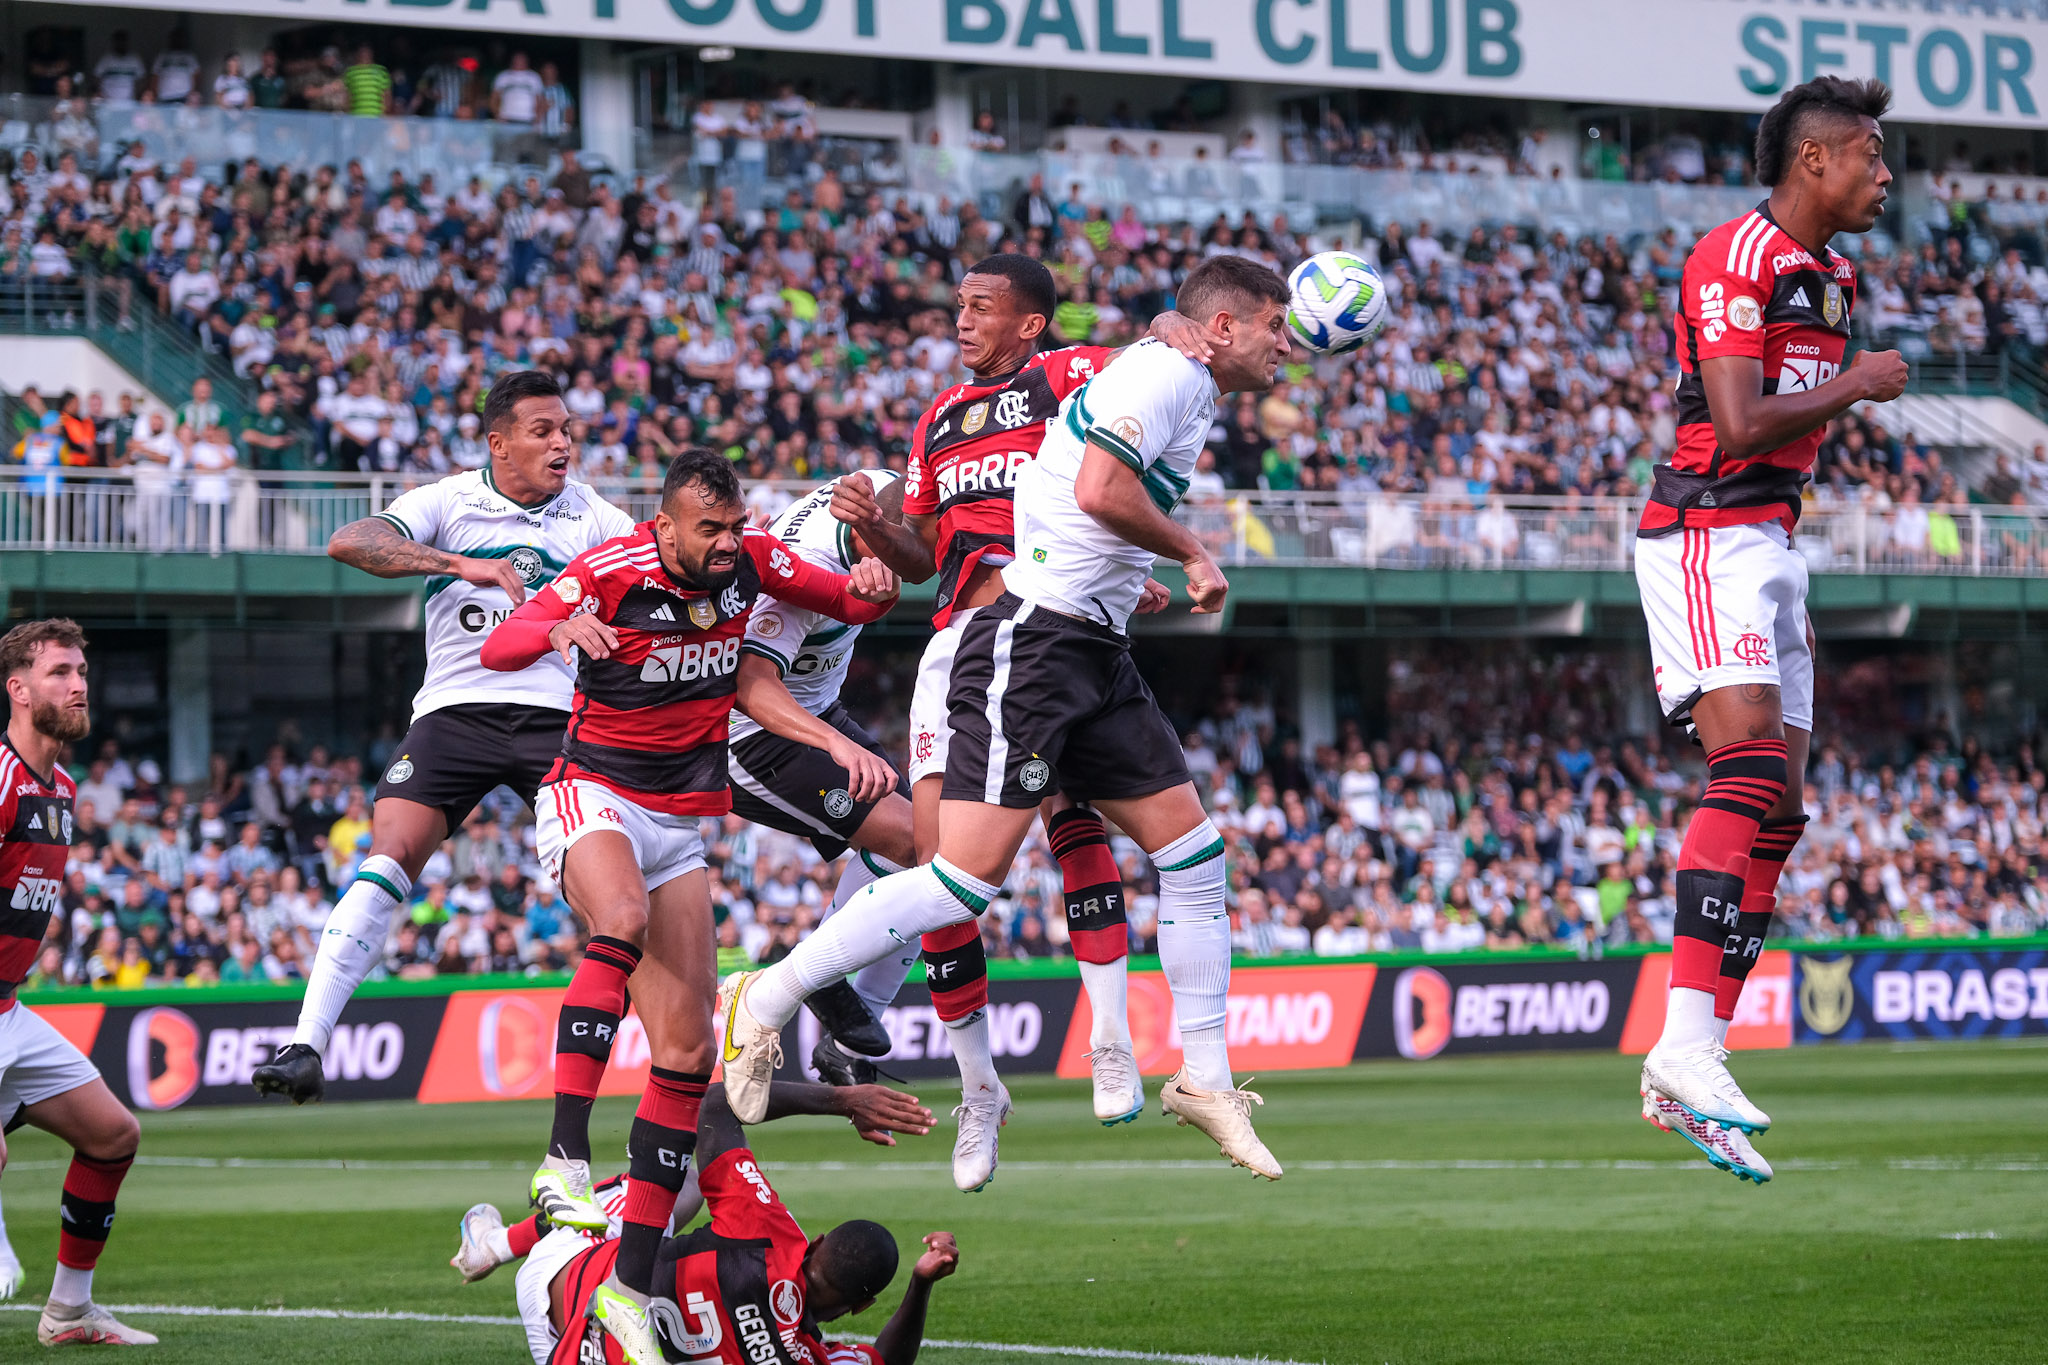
[1285,252,1388,355]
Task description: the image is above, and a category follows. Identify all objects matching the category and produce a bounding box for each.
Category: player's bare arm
[329,516,531,604]
[831,474,939,582]
[735,654,895,804]
[1699,349,1906,459]
[1116,309,1219,366]
[1073,440,1228,614]
[871,1231,960,1365]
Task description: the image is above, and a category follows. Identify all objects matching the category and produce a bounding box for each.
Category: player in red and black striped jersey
[823,255,1204,1187]
[481,450,898,1365]
[1633,78,1908,1180]
[0,620,154,1346]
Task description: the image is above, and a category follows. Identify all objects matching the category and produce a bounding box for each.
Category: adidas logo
[27,813,40,830]
[650,603,676,622]
[1789,288,1810,309]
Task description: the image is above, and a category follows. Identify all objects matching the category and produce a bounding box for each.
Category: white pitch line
[0,1304,1328,1363]
[2,1155,2042,1174]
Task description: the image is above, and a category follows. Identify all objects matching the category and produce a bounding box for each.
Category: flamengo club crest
[1732,632,1772,666]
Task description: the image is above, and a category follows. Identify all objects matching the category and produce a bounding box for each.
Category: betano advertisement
[17,941,2027,1111]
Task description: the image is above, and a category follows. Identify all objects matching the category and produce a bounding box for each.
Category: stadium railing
[0,474,2038,576]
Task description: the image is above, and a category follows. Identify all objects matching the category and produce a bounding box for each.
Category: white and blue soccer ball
[1285,251,1388,355]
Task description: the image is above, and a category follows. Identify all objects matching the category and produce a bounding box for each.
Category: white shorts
[1636,521,1814,733]
[514,1226,600,1365]
[535,779,708,893]
[907,608,977,785]
[0,1002,101,1120]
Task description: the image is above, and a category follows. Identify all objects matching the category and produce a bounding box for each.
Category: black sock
[549,1095,595,1164]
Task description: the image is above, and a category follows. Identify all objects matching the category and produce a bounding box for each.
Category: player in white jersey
[255,371,635,1104]
[719,257,1293,1181]
[725,471,919,1076]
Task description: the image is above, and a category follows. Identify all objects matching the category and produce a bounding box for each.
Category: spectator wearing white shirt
[214,53,252,109]
[165,251,220,329]
[491,52,545,125]
[152,31,203,104]
[94,32,147,102]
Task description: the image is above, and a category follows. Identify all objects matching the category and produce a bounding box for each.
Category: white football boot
[716,972,784,1126]
[1642,1092,1774,1184]
[1641,1040,1771,1134]
[452,1202,509,1282]
[531,1156,609,1231]
[951,1082,1012,1193]
[1160,1070,1283,1180]
[38,1300,159,1346]
[1089,1043,1145,1126]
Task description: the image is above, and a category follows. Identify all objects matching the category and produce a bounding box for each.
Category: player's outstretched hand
[830,472,885,530]
[1847,348,1908,403]
[547,614,618,665]
[1147,309,1220,365]
[913,1232,959,1283]
[848,557,900,604]
[1136,577,1172,614]
[458,554,530,605]
[826,733,896,805]
[843,1084,934,1146]
[1181,550,1229,615]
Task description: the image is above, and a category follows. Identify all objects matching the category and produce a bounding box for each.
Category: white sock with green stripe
[830,850,914,1017]
[292,855,411,1052]
[749,857,997,1030]
[1151,821,1233,1092]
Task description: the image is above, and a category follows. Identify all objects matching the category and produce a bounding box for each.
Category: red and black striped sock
[921,920,988,1022]
[1715,816,1806,1020]
[550,934,642,1163]
[614,1066,708,1295]
[1050,807,1129,964]
[1671,738,1788,994]
[57,1150,132,1270]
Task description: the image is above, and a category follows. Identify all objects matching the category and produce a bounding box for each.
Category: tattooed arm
[328,517,532,603]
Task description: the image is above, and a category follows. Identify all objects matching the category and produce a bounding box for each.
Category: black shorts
[942,592,1190,809]
[374,703,568,828]
[727,702,909,859]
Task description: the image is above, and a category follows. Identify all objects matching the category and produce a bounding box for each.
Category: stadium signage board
[1792,947,2048,1045]
[112,0,2048,126]
[1355,958,1642,1061]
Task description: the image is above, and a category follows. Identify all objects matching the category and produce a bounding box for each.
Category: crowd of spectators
[7,141,2048,525]
[22,640,2044,993]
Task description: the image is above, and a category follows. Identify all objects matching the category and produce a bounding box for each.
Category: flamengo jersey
[0,742,75,1010]
[375,470,636,721]
[730,471,901,745]
[1011,338,1218,632]
[549,1149,883,1365]
[496,523,885,816]
[905,343,1112,626]
[1643,201,1858,538]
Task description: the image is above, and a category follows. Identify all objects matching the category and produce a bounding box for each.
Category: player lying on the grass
[0,620,154,1345]
[456,1080,949,1365]
[825,256,1201,1189]
[722,256,1296,1185]
[256,371,636,1106]
[725,470,920,1078]
[480,449,899,1365]
[1632,75,1905,1186]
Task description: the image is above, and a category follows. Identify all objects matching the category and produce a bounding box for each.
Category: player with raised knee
[0,620,153,1345]
[1634,76,1906,1182]
[255,371,634,1104]
[723,255,1294,1186]
[479,449,898,1365]
[823,255,1204,1182]
[725,471,921,1081]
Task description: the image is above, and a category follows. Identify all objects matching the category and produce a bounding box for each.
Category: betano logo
[1392,967,1455,1060]
[125,1006,201,1111]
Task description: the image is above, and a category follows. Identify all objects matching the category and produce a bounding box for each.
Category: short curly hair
[1754,77,1892,187]
[0,618,85,680]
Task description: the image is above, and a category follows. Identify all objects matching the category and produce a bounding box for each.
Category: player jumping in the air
[724,255,1292,1183]
[726,470,918,1076]
[1635,76,1907,1181]
[488,1079,954,1365]
[0,620,154,1345]
[449,1079,934,1365]
[254,371,635,1104]
[480,449,898,1365]
[823,255,1205,1188]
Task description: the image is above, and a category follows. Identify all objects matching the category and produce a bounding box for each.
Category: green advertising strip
[20,932,2048,1010]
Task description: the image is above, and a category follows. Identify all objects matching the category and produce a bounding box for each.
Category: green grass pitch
[1,1042,2043,1364]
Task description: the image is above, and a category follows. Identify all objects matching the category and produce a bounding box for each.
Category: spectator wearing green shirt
[176,377,223,436]
[342,46,392,118]
[239,390,297,471]
[251,49,290,109]
[221,936,266,984]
